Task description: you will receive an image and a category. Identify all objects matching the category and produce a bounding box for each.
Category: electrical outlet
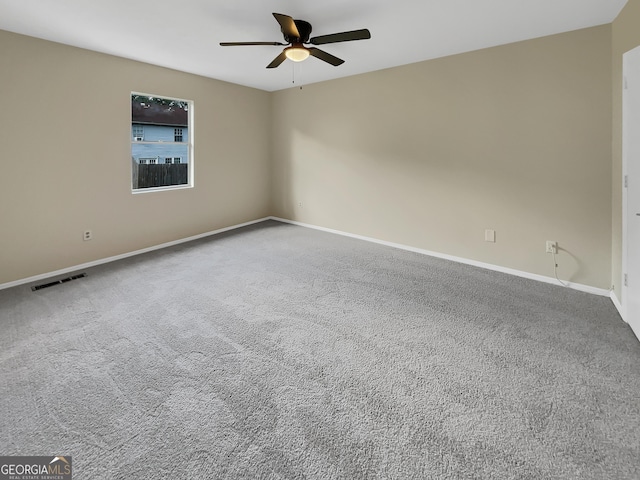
[83,230,93,241]
[546,240,557,254]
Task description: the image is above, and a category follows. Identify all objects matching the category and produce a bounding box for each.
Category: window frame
[131,92,194,194]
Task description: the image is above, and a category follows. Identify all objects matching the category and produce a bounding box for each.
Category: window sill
[132,184,193,194]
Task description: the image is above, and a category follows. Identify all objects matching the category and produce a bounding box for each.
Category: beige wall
[0,30,271,285]
[612,0,640,302]
[272,26,612,289]
[1,23,621,291]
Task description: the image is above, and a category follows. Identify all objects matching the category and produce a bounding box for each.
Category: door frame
[622,45,640,333]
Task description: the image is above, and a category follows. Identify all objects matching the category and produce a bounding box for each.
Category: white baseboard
[2,215,612,300]
[612,291,640,343]
[270,217,611,298]
[610,291,625,321]
[0,217,271,291]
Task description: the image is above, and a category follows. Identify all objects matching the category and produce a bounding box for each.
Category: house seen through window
[131,93,193,191]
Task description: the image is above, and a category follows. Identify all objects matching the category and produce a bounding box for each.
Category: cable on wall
[552,250,570,287]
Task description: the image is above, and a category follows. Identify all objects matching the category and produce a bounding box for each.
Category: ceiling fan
[220,13,371,69]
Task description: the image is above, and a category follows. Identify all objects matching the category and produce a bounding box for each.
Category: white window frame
[131,92,194,193]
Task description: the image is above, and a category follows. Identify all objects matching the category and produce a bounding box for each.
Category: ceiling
[0,0,627,92]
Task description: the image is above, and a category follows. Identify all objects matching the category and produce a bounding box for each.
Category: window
[131,93,193,191]
[132,125,144,141]
[162,157,181,164]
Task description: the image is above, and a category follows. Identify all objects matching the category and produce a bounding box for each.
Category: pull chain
[292,63,303,90]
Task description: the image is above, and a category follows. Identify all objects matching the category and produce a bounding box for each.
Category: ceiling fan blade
[310,29,371,45]
[308,47,344,66]
[220,42,286,46]
[266,51,288,69]
[273,13,300,39]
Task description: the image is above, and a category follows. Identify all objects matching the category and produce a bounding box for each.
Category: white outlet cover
[485,229,496,242]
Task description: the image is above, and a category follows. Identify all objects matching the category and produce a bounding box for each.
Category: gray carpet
[1,220,639,479]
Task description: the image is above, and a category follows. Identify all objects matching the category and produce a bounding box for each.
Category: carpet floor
[1,220,639,479]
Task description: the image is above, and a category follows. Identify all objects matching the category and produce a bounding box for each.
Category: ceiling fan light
[285,45,309,62]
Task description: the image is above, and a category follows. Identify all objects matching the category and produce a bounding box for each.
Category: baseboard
[612,291,640,342]
[610,291,625,321]
[0,217,271,291]
[3,215,612,299]
[270,217,611,298]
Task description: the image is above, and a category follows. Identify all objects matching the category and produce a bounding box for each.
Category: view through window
[131,93,193,191]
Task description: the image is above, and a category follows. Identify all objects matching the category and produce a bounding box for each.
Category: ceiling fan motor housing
[284,20,312,43]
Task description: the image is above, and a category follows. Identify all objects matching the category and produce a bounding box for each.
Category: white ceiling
[0,0,627,92]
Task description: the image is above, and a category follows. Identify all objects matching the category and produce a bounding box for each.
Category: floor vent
[31,273,87,291]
